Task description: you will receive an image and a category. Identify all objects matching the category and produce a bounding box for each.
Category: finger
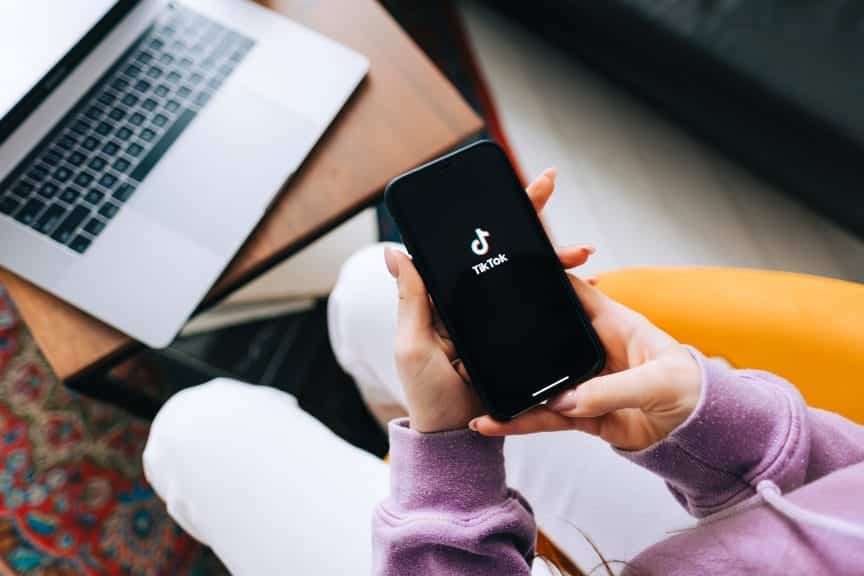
[547,363,659,418]
[586,276,600,286]
[557,244,596,269]
[385,248,435,343]
[470,407,601,436]
[525,168,557,213]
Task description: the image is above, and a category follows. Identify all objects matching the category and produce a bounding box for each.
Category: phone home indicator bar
[532,375,569,397]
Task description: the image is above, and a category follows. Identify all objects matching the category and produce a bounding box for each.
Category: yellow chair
[596,267,864,424]
[538,267,864,573]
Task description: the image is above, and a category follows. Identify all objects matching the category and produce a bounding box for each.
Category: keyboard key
[127,143,144,157]
[0,196,20,215]
[85,189,105,205]
[155,84,170,97]
[14,198,45,226]
[82,136,100,151]
[27,166,49,181]
[71,119,93,134]
[99,173,118,189]
[141,128,156,142]
[117,127,134,141]
[83,218,106,236]
[103,141,121,156]
[179,56,193,68]
[69,235,92,254]
[111,77,130,91]
[10,181,35,197]
[167,70,182,83]
[43,150,63,166]
[54,167,73,182]
[189,72,203,85]
[151,38,165,51]
[60,187,81,204]
[137,51,154,65]
[177,85,192,98]
[134,79,152,92]
[74,172,95,187]
[113,158,131,173]
[95,121,113,136]
[68,151,87,166]
[113,183,136,202]
[109,107,127,121]
[147,66,163,79]
[38,182,60,199]
[34,203,66,234]
[88,156,107,171]
[165,99,180,113]
[125,63,143,77]
[153,114,169,127]
[97,92,117,107]
[85,105,105,121]
[57,135,77,150]
[121,93,140,107]
[142,98,158,111]
[98,202,119,219]
[159,53,174,65]
[52,206,89,244]
[130,112,146,126]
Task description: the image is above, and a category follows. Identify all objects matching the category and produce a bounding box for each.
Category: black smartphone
[385,140,605,420]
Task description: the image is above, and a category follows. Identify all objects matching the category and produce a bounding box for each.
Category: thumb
[385,247,434,342]
[548,362,661,418]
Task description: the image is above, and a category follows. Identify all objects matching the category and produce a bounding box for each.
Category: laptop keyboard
[0,4,254,254]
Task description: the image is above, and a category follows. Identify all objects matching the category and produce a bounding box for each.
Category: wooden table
[0,0,482,383]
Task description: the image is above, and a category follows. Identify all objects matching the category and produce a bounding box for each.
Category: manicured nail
[547,390,578,411]
[384,247,399,279]
[545,167,558,182]
[468,418,479,431]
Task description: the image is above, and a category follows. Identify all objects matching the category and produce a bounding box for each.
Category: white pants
[143,244,691,575]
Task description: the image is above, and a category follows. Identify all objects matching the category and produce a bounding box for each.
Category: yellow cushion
[596,268,864,424]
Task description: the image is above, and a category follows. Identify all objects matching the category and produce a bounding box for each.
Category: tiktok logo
[470,228,491,256]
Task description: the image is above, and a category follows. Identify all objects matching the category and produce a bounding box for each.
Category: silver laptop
[0,0,367,348]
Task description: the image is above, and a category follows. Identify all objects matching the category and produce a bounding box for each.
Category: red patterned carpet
[0,285,224,575]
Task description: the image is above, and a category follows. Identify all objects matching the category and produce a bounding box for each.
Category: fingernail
[584,245,597,255]
[384,247,399,279]
[468,418,479,431]
[547,390,578,411]
[545,167,558,182]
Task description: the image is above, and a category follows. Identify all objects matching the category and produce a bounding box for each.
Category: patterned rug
[0,285,225,575]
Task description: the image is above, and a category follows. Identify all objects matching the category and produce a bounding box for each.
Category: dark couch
[485,0,864,237]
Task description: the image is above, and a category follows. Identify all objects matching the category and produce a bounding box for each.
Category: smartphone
[385,140,605,420]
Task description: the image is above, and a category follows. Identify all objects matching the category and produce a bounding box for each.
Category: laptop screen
[0,1,135,141]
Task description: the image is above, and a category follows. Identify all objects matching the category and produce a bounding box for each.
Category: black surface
[484,0,864,237]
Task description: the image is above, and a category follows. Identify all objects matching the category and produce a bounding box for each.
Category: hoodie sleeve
[373,419,536,576]
[618,348,864,518]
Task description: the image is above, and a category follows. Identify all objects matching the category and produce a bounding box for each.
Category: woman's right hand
[471,275,703,451]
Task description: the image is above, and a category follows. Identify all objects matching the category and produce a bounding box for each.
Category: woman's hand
[386,169,596,433]
[470,276,702,451]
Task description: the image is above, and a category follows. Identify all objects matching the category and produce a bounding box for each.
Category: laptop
[0,0,368,347]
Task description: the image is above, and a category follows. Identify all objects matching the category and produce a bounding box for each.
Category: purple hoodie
[373,351,864,575]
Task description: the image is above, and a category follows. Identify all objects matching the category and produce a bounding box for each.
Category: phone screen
[386,141,604,419]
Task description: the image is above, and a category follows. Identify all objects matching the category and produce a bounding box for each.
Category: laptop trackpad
[128,81,318,255]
